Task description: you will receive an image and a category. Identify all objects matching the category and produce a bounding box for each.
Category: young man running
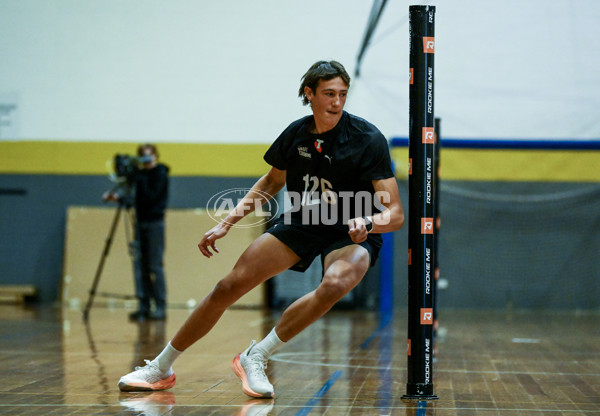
[118,60,404,398]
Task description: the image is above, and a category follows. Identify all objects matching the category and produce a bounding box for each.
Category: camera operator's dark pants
[133,220,166,313]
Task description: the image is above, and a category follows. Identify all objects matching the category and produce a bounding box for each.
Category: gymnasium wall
[1,142,599,308]
[396,143,600,310]
[1,1,599,142]
[1,1,599,308]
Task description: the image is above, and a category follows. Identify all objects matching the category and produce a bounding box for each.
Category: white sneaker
[232,341,275,398]
[118,360,176,392]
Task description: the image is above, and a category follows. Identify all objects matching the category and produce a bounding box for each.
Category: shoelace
[134,359,158,373]
[132,360,165,383]
[246,355,269,380]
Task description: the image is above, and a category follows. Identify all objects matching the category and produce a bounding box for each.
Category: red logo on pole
[409,68,414,85]
[421,217,434,234]
[420,308,433,325]
[408,248,412,265]
[407,339,411,356]
[422,127,435,144]
[408,158,412,175]
[423,37,435,53]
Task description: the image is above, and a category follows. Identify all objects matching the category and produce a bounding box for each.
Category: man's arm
[198,167,286,257]
[348,177,405,243]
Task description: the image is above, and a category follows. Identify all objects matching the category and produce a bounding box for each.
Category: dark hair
[137,143,159,158]
[298,60,351,106]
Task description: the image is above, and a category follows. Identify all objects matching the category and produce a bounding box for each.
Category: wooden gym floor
[0,304,598,415]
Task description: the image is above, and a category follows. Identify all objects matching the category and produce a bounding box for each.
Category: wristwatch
[363,216,373,233]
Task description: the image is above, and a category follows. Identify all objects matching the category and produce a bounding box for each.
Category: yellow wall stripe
[0,141,271,177]
[1,141,599,181]
[391,147,599,182]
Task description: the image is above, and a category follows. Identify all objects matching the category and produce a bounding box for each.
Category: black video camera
[113,154,153,181]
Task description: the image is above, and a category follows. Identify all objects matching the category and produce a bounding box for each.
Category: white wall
[1,0,599,143]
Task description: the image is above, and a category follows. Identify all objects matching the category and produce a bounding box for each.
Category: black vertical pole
[402,5,438,401]
[433,117,441,356]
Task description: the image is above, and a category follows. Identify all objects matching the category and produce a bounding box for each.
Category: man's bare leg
[274,244,370,342]
[171,233,300,351]
[118,233,299,392]
[229,244,370,398]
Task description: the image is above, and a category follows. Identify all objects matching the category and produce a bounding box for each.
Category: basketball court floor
[0,304,598,415]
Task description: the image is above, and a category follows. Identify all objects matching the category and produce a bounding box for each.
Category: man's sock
[152,341,182,373]
[250,328,285,358]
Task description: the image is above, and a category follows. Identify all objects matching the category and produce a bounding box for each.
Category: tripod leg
[83,205,123,321]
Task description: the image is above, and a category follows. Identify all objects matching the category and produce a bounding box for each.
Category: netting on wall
[265,181,600,310]
[430,181,600,309]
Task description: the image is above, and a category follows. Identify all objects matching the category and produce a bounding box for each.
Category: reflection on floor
[0,304,598,415]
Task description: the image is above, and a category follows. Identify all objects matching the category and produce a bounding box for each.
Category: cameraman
[104,144,170,321]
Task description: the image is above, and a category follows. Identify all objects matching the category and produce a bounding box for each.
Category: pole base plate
[401,394,439,401]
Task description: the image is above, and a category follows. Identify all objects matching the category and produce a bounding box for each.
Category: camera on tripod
[87,153,152,319]
[87,144,163,320]
[103,153,152,207]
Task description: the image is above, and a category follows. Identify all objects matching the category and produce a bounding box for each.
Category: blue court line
[416,400,429,416]
[389,137,600,150]
[359,314,392,350]
[379,231,394,319]
[295,370,343,416]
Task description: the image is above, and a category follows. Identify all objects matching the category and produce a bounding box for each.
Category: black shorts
[265,216,383,273]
